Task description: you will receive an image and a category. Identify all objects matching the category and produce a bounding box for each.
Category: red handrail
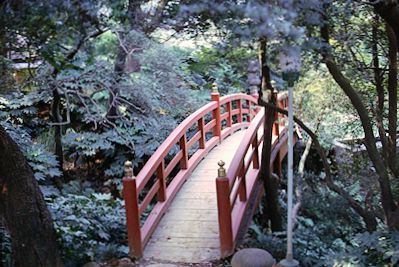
[122,91,258,258]
[216,92,297,258]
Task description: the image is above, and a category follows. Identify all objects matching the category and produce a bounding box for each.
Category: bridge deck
[143,129,247,264]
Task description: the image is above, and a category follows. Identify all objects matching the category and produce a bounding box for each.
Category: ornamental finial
[212,82,219,93]
[124,161,134,178]
[218,160,226,177]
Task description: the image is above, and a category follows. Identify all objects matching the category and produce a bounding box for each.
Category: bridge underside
[143,129,247,263]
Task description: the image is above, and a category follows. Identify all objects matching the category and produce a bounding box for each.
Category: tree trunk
[52,88,64,173]
[386,23,398,176]
[0,126,63,267]
[108,44,126,119]
[373,1,399,49]
[263,103,378,232]
[258,39,282,231]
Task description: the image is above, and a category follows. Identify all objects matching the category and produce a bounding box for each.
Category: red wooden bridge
[122,90,298,264]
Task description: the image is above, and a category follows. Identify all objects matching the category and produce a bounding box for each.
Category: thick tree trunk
[372,17,390,164]
[320,23,399,229]
[386,24,398,175]
[373,1,399,49]
[258,39,282,231]
[0,126,63,267]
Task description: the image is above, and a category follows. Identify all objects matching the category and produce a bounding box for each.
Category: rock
[146,264,180,267]
[82,262,101,267]
[231,248,276,267]
[116,257,135,267]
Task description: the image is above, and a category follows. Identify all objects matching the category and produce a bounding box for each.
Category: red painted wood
[198,118,206,149]
[136,101,218,193]
[216,92,299,258]
[187,131,202,150]
[220,112,229,121]
[238,99,243,123]
[157,160,166,202]
[221,122,250,140]
[219,94,257,105]
[139,180,160,215]
[141,136,220,246]
[211,92,222,142]
[122,92,272,259]
[164,151,183,178]
[122,177,142,258]
[179,134,188,169]
[204,119,217,133]
[227,102,232,127]
[238,161,247,202]
[216,176,234,258]
[231,168,259,241]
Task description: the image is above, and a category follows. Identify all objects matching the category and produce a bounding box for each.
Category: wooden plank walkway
[143,129,247,264]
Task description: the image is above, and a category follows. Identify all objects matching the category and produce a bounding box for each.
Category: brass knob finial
[218,160,226,177]
[124,161,134,178]
[212,82,219,93]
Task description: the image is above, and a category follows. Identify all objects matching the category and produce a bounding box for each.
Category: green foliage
[249,171,369,266]
[334,231,399,266]
[295,70,363,148]
[46,182,128,267]
[26,144,62,181]
[0,226,13,267]
[187,45,255,94]
[0,92,61,183]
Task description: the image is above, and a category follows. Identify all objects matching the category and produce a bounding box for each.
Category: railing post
[198,117,206,149]
[216,160,234,258]
[211,83,222,143]
[238,99,243,124]
[157,160,166,202]
[179,134,188,169]
[238,161,247,202]
[122,161,143,258]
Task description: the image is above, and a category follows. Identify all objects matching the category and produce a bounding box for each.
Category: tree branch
[261,102,378,231]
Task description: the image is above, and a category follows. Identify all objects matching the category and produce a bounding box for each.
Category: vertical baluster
[179,134,188,169]
[198,117,206,149]
[227,102,232,127]
[238,99,243,123]
[122,161,143,258]
[247,100,252,122]
[157,160,166,202]
[238,161,247,201]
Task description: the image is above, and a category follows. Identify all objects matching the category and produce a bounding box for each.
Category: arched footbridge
[122,90,299,264]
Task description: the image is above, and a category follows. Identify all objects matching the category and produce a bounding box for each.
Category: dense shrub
[45,182,128,267]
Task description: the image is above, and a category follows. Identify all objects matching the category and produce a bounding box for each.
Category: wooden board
[143,130,246,264]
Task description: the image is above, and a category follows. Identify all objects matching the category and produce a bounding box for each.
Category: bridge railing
[122,89,259,258]
[216,92,290,258]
